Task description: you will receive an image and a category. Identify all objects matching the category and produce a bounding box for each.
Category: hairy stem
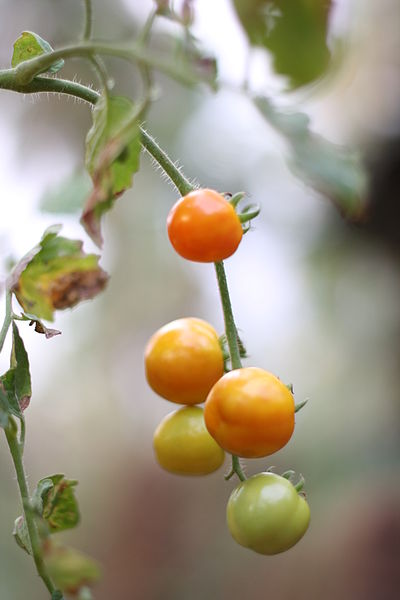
[140,129,195,196]
[5,420,59,597]
[0,75,193,196]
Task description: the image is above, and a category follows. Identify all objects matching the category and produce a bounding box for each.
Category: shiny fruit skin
[167,188,243,262]
[145,317,224,405]
[204,367,295,458]
[226,472,310,555]
[153,406,225,475]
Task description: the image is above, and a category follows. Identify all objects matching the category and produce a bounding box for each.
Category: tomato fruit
[204,367,295,458]
[145,317,224,405]
[167,188,243,262]
[153,406,225,475]
[226,472,310,555]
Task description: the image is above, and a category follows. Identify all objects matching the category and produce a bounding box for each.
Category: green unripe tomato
[226,472,310,555]
[153,406,225,476]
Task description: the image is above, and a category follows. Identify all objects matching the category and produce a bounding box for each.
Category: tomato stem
[4,418,61,598]
[82,0,93,41]
[231,455,246,482]
[214,262,247,481]
[214,261,242,370]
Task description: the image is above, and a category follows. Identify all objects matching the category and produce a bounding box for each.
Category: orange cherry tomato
[145,317,224,405]
[204,367,295,458]
[153,406,225,475]
[167,188,243,262]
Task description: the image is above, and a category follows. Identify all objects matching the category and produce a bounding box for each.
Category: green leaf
[254,96,368,218]
[13,515,32,555]
[32,474,80,533]
[11,31,64,74]
[0,383,10,429]
[83,94,142,247]
[40,170,93,214]
[233,0,331,87]
[11,322,31,411]
[52,592,64,600]
[0,369,23,419]
[10,226,108,321]
[44,542,101,595]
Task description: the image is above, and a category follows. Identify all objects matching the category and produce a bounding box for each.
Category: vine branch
[83,0,93,41]
[11,42,198,86]
[5,419,60,597]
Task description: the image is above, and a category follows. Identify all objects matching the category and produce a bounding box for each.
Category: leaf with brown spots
[82,94,142,247]
[32,474,80,533]
[11,226,108,321]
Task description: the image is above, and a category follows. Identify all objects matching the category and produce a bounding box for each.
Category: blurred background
[0,0,400,598]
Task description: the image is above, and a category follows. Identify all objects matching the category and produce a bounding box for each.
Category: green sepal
[295,399,308,413]
[281,470,295,481]
[11,31,64,74]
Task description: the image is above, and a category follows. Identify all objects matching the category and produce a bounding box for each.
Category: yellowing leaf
[82,94,142,247]
[32,474,80,533]
[11,31,64,74]
[11,226,108,321]
[44,542,101,596]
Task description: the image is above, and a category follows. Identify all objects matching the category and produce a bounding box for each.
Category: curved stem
[0,290,13,353]
[232,456,246,482]
[12,42,198,86]
[5,419,59,597]
[0,75,194,196]
[83,0,93,41]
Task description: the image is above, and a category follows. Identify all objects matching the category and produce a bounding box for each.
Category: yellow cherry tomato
[153,406,225,475]
[204,367,295,458]
[145,317,224,405]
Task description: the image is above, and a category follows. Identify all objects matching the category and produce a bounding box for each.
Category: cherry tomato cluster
[145,188,310,555]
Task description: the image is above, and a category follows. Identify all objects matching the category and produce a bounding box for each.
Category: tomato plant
[153,406,225,475]
[145,317,224,405]
[1,0,371,591]
[167,188,243,262]
[226,472,310,555]
[204,367,295,458]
